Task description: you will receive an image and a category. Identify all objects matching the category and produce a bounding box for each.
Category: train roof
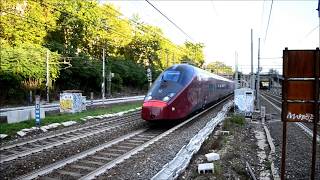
[172,63,233,83]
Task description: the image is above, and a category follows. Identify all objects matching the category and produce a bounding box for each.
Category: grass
[214,161,223,175]
[229,114,245,126]
[223,113,245,130]
[0,102,142,136]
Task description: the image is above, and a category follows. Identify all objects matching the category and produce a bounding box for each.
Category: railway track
[11,96,232,180]
[260,91,320,142]
[0,111,141,163]
[16,128,165,180]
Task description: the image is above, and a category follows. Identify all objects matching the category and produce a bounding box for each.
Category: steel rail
[0,114,140,163]
[261,91,281,100]
[81,95,232,180]
[260,94,319,143]
[16,95,232,180]
[0,111,139,151]
[15,129,147,180]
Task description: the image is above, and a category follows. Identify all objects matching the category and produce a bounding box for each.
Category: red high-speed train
[141,64,234,121]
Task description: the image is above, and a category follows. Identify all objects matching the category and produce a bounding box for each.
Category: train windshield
[145,65,195,102]
[163,71,180,82]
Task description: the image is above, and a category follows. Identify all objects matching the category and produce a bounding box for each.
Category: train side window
[216,83,226,89]
[208,84,214,91]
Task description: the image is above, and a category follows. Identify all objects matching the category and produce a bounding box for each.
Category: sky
[106,0,319,74]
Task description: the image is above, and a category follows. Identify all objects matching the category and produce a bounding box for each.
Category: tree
[0,0,58,46]
[206,61,233,75]
[181,42,205,67]
[0,43,60,86]
[123,23,162,69]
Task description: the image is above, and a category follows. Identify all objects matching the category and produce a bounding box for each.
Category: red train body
[141,64,234,121]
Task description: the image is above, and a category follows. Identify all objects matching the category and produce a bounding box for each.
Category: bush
[230,114,245,126]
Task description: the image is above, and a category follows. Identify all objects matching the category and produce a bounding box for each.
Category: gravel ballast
[261,96,320,179]
[0,112,147,179]
[95,99,233,179]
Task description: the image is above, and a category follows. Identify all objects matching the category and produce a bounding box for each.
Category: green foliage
[110,57,147,88]
[0,0,58,46]
[206,61,233,75]
[229,114,245,126]
[0,0,206,105]
[0,43,60,89]
[181,41,205,67]
[55,55,102,92]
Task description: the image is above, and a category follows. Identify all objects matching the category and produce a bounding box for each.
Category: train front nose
[141,100,167,120]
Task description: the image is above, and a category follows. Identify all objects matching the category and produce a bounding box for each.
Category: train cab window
[163,71,180,82]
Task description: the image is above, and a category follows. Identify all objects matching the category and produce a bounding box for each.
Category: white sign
[286,112,314,122]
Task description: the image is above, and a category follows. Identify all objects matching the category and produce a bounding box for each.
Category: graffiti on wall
[60,93,86,113]
[60,93,73,112]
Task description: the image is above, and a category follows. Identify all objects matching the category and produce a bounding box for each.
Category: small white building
[234,88,255,117]
[60,91,86,113]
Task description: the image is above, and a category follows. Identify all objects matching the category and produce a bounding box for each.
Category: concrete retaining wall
[6,109,45,124]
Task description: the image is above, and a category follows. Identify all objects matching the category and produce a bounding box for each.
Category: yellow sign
[60,99,72,110]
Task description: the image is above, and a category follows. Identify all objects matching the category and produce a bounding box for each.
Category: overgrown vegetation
[0,0,208,106]
[0,102,141,136]
[223,113,245,131]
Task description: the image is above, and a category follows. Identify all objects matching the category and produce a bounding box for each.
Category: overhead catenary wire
[144,0,195,42]
[103,4,188,55]
[5,0,190,67]
[264,0,274,43]
[33,0,187,56]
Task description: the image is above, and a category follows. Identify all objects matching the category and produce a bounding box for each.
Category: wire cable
[144,0,195,42]
[264,0,274,42]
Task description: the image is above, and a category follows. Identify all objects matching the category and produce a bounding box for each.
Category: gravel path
[261,96,320,179]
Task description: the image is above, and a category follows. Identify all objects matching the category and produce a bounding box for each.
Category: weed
[214,161,223,176]
[264,160,272,170]
[229,114,245,126]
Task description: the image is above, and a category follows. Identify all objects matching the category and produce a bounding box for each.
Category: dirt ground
[179,113,270,180]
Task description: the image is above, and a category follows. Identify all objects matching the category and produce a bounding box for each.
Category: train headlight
[162,96,170,102]
[162,93,175,102]
[145,95,152,101]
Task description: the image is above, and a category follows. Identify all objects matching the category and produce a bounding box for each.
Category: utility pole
[165,49,169,67]
[107,70,111,97]
[235,51,238,89]
[46,50,50,103]
[172,53,175,64]
[318,0,320,48]
[257,38,261,110]
[106,52,111,97]
[251,29,255,92]
[102,48,105,100]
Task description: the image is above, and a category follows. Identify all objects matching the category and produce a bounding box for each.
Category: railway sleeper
[70,164,96,171]
[79,160,105,166]
[98,152,122,157]
[57,170,82,178]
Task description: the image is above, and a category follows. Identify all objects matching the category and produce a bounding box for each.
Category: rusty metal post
[311,48,319,180]
[281,47,288,180]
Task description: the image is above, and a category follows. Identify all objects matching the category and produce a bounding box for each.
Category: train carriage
[142,64,234,121]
